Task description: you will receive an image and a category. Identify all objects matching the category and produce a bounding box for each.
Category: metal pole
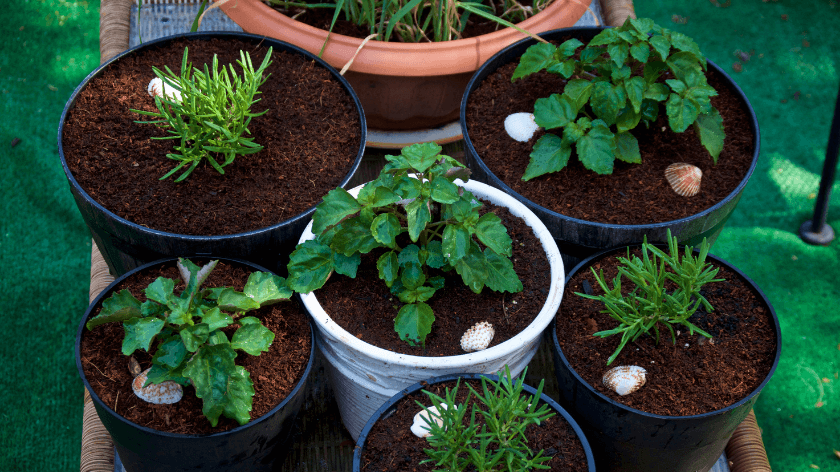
[799,86,840,245]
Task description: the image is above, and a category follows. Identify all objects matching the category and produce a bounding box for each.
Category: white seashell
[147,77,182,103]
[410,404,448,438]
[665,163,702,197]
[460,321,495,352]
[602,365,647,396]
[504,113,540,142]
[132,368,183,405]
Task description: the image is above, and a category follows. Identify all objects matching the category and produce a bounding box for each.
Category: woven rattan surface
[81,1,772,470]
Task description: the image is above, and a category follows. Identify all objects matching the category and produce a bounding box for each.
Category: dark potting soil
[62,37,361,236]
[79,260,312,434]
[555,247,777,416]
[316,205,552,357]
[464,57,756,225]
[360,378,589,472]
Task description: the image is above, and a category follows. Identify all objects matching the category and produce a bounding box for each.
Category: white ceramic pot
[297,179,564,439]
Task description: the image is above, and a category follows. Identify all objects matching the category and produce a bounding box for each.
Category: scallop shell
[410,404,447,438]
[665,163,702,197]
[602,365,647,396]
[504,112,540,142]
[460,321,495,352]
[132,368,183,405]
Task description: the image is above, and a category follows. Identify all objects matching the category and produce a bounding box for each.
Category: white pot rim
[298,178,564,367]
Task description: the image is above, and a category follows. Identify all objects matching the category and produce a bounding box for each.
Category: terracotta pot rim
[216,0,593,76]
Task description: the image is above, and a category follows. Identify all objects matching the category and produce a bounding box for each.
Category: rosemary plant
[576,231,724,365]
[132,47,273,182]
[418,367,554,472]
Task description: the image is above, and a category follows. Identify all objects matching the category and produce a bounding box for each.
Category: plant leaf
[393,302,434,347]
[694,109,725,163]
[614,132,641,164]
[183,343,238,427]
[152,335,187,369]
[590,81,626,126]
[512,42,556,80]
[377,250,400,287]
[483,249,523,293]
[331,217,382,255]
[577,120,616,174]
[121,317,165,355]
[405,198,431,242]
[522,134,570,181]
[400,142,442,173]
[86,290,142,329]
[199,306,233,331]
[454,243,489,293]
[231,317,275,355]
[286,239,334,293]
[533,93,576,130]
[666,93,699,133]
[216,288,261,313]
[243,271,292,306]
[442,223,472,263]
[430,176,460,204]
[475,213,513,257]
[312,187,361,235]
[180,323,210,352]
[371,213,401,247]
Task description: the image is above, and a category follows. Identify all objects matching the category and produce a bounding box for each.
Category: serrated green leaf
[624,76,645,113]
[580,46,602,64]
[207,331,230,346]
[442,224,472,263]
[216,288,261,313]
[565,117,592,143]
[371,213,401,247]
[332,251,360,278]
[616,106,641,134]
[523,134,571,181]
[454,244,489,293]
[607,42,629,67]
[86,290,142,329]
[183,343,238,427]
[588,28,619,47]
[397,285,437,304]
[424,241,446,269]
[152,335,187,369]
[667,51,703,83]
[590,81,626,126]
[643,60,668,84]
[563,79,593,112]
[640,99,660,124]
[578,120,616,175]
[405,198,431,242]
[400,262,425,290]
[398,244,422,265]
[475,213,513,257]
[200,306,233,331]
[512,42,556,80]
[430,176,460,204]
[533,93,576,130]
[146,363,189,386]
[222,366,255,426]
[668,31,704,65]
[614,132,641,164]
[394,302,434,347]
[122,317,165,355]
[400,142,442,172]
[165,297,193,326]
[630,43,650,63]
[694,109,725,163]
[483,250,523,293]
[649,35,671,61]
[145,277,176,307]
[629,17,655,35]
[377,251,400,287]
[181,323,210,352]
[312,187,362,235]
[243,271,291,306]
[331,217,382,255]
[141,299,167,317]
[644,82,669,101]
[546,60,575,78]
[231,318,275,355]
[286,239,333,293]
[666,79,687,94]
[393,175,423,200]
[558,38,584,57]
[666,93,699,133]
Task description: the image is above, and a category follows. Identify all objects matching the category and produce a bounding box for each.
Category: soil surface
[464,49,756,225]
[316,204,552,357]
[359,378,590,472]
[79,259,312,434]
[62,37,362,236]
[555,247,777,416]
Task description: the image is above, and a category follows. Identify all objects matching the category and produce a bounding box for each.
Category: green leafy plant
[418,367,554,472]
[131,47,273,182]
[575,230,724,365]
[266,0,551,43]
[85,258,293,426]
[286,142,522,347]
[512,17,726,180]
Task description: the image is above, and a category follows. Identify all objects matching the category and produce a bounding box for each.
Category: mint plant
[85,258,293,427]
[131,47,273,182]
[418,367,555,472]
[512,17,725,180]
[575,231,724,365]
[286,142,522,347]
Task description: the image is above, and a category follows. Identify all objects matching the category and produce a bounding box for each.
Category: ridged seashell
[665,163,702,197]
[410,404,448,438]
[504,113,540,142]
[132,368,183,405]
[460,321,495,352]
[147,77,182,103]
[602,365,647,396]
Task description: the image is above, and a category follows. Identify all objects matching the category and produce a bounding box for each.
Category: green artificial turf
[1,0,838,471]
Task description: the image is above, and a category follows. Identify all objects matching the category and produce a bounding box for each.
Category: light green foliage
[512,18,726,179]
[86,258,293,426]
[131,47,273,182]
[286,142,522,347]
[419,367,554,472]
[576,230,724,365]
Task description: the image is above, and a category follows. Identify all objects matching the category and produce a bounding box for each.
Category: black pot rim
[74,255,317,438]
[550,242,783,420]
[459,25,761,230]
[352,372,597,471]
[57,31,367,241]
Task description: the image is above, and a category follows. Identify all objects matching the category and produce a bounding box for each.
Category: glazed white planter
[297,179,564,440]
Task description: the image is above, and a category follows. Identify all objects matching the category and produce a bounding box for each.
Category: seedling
[286,142,522,347]
[575,230,724,365]
[512,17,725,179]
[85,258,293,426]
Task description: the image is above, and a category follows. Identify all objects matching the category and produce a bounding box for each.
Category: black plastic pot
[460,27,760,272]
[352,372,596,471]
[75,257,316,472]
[58,32,366,277]
[549,245,782,472]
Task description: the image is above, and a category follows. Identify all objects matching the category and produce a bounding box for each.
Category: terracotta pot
[217,0,594,130]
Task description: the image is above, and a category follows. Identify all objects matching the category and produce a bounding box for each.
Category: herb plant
[576,231,724,365]
[132,47,273,182]
[85,258,293,426]
[286,142,522,347]
[512,17,726,180]
[418,367,554,472]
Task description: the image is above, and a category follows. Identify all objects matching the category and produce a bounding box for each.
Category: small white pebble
[460,321,494,352]
[684,343,690,348]
[411,405,447,438]
[504,112,540,142]
[147,77,182,103]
